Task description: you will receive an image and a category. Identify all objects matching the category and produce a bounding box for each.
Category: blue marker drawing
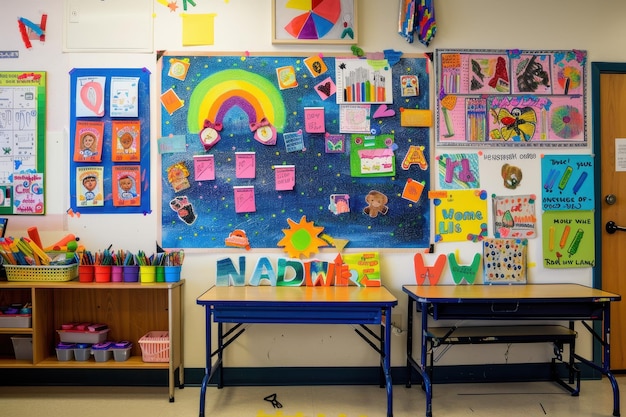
[573,171,588,194]
[544,169,558,191]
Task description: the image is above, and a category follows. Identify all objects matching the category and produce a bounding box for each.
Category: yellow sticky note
[400,108,433,127]
[182,14,216,46]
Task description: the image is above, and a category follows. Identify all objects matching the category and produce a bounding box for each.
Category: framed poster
[435,49,587,147]
[0,71,47,214]
[272,0,358,44]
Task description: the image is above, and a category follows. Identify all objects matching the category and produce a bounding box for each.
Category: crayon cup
[155,266,165,283]
[164,266,182,283]
[139,265,156,283]
[94,265,111,283]
[123,265,139,283]
[111,265,123,282]
[78,265,94,283]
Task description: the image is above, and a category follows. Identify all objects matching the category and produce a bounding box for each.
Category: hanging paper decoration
[398,0,436,46]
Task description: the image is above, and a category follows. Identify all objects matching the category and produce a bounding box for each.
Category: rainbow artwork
[186,69,287,137]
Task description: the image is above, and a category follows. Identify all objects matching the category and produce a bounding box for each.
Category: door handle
[606,221,626,234]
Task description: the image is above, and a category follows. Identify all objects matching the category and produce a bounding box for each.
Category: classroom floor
[1,376,623,417]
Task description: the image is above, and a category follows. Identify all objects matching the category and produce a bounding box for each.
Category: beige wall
[3,0,625,369]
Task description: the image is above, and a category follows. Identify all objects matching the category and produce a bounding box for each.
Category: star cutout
[167,1,178,12]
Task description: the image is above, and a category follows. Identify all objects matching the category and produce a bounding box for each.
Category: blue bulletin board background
[159,53,431,249]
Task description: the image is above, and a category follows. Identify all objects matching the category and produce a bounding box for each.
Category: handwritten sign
[275,165,295,191]
[304,107,325,133]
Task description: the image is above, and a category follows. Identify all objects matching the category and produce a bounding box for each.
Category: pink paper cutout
[373,104,396,118]
[80,81,104,117]
[314,77,336,100]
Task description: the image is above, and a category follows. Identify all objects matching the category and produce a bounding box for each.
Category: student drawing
[112,165,141,206]
[112,120,141,162]
[77,168,104,207]
[73,121,104,162]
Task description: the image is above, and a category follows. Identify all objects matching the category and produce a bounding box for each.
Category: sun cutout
[278,216,327,258]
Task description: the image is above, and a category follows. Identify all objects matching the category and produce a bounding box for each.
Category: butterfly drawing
[325,134,345,153]
[491,107,537,141]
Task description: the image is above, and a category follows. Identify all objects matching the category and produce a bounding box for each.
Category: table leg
[603,304,620,416]
[199,307,212,417]
[383,306,394,417]
[406,297,414,388]
[419,301,433,417]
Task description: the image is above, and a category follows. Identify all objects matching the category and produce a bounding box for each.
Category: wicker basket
[138,331,170,362]
[4,264,78,282]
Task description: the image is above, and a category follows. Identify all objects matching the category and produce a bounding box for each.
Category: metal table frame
[197,285,398,417]
[402,283,621,417]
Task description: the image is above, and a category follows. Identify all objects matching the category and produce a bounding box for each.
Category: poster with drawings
[0,71,46,214]
[436,49,587,147]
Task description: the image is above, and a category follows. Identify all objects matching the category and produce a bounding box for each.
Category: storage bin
[138,331,169,362]
[91,342,113,362]
[56,342,75,361]
[123,265,139,282]
[5,264,78,282]
[139,265,156,283]
[0,314,31,328]
[57,328,109,344]
[111,341,132,362]
[164,266,181,283]
[74,343,92,361]
[11,336,33,360]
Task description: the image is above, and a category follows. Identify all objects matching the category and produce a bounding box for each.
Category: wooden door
[598,67,626,370]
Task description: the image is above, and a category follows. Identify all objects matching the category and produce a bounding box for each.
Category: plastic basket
[138,331,169,362]
[4,264,78,282]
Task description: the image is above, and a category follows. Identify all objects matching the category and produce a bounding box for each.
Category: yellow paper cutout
[182,14,216,46]
[400,108,432,127]
[278,216,326,259]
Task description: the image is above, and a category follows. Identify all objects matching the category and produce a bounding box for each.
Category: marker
[572,171,588,194]
[560,225,571,249]
[558,166,573,190]
[568,228,584,257]
[549,226,555,251]
[544,169,558,191]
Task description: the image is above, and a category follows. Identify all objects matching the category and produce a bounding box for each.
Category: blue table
[403,283,622,417]
[196,285,398,417]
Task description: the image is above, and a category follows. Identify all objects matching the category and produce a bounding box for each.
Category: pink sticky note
[236,152,256,179]
[193,155,215,181]
[275,165,296,191]
[304,107,325,133]
[234,186,256,213]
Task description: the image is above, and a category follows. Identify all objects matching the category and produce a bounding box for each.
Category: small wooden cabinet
[0,280,184,401]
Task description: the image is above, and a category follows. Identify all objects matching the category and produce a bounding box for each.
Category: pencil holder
[111,265,123,282]
[123,265,139,282]
[94,265,111,283]
[78,265,94,283]
[164,266,181,283]
[139,265,156,283]
[155,266,165,283]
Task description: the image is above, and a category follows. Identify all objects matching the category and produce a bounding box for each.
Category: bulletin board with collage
[435,49,587,147]
[68,68,151,215]
[158,52,431,249]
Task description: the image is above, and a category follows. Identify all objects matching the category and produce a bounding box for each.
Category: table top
[197,285,398,306]
[402,283,621,303]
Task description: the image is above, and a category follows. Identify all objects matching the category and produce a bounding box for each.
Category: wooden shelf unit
[0,280,184,401]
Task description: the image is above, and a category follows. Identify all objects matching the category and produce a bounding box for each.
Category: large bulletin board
[435,49,587,147]
[159,52,431,250]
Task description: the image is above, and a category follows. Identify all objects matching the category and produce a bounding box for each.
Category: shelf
[0,327,33,335]
[37,355,168,369]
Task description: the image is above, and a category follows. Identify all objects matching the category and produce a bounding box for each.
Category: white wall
[3,0,624,370]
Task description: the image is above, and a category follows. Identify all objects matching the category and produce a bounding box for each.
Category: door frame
[591,62,626,372]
